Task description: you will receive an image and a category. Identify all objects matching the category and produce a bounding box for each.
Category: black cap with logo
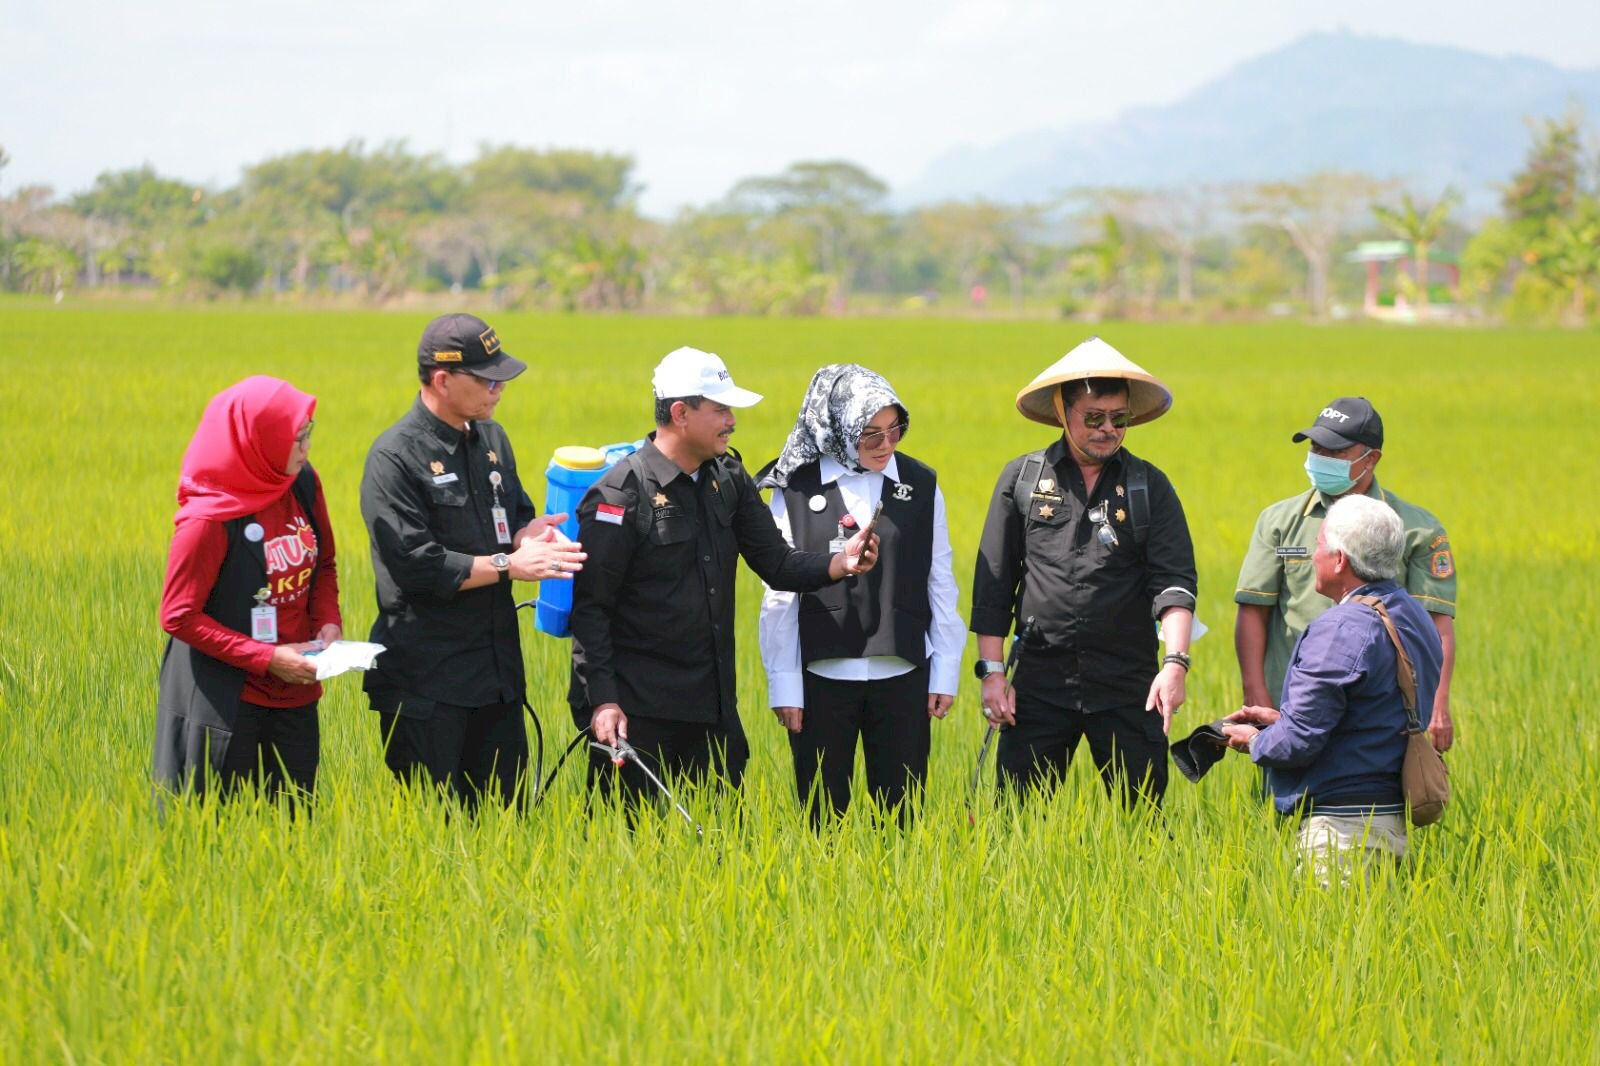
[417,313,528,382]
[1292,396,1383,450]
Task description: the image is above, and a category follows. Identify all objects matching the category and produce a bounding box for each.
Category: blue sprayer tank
[535,440,640,637]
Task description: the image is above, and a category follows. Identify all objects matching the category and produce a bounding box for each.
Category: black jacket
[970,441,1197,711]
[360,397,537,715]
[568,438,836,726]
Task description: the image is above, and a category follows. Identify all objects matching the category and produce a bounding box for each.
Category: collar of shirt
[407,395,472,454]
[637,436,702,489]
[1338,578,1397,605]
[1043,437,1124,496]
[1305,475,1387,517]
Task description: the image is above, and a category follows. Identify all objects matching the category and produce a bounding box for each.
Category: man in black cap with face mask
[1233,397,1457,752]
[360,313,588,808]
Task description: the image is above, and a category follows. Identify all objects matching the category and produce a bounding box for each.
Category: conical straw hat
[1015,337,1173,427]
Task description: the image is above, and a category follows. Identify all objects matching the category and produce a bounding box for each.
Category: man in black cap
[360,313,587,808]
[1233,396,1457,752]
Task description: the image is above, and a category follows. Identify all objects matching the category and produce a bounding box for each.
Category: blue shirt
[1251,579,1443,816]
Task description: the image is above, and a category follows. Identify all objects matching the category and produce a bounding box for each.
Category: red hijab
[175,376,317,524]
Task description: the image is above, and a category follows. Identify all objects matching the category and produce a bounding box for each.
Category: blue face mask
[1304,449,1372,495]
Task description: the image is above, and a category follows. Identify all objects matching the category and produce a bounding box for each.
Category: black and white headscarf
[759,364,908,489]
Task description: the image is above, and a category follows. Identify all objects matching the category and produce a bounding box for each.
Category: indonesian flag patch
[595,503,626,526]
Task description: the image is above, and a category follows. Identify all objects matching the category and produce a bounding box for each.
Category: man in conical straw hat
[969,337,1198,807]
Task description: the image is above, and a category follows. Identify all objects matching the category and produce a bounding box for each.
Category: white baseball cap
[651,346,764,407]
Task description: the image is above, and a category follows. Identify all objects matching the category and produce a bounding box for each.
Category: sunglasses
[1088,502,1119,548]
[1079,409,1131,429]
[859,421,908,448]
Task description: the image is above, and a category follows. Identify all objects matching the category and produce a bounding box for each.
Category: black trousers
[995,688,1168,807]
[379,701,527,810]
[790,666,930,826]
[218,700,319,801]
[587,713,748,811]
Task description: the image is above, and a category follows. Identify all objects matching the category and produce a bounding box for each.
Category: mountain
[898,32,1600,212]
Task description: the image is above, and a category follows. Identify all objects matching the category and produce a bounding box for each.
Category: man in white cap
[568,347,880,807]
[970,337,1197,807]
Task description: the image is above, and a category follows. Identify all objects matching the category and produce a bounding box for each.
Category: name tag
[1275,546,1309,557]
[432,472,459,485]
[492,505,512,544]
[828,537,849,554]
[250,605,279,644]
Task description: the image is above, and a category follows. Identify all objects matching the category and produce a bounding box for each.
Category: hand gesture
[266,645,318,685]
[509,529,586,582]
[591,703,628,746]
[1145,662,1188,735]
[831,529,879,578]
[980,673,1016,727]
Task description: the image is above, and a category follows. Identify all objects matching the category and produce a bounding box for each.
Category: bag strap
[1012,451,1047,518]
[1349,594,1421,732]
[1124,453,1150,549]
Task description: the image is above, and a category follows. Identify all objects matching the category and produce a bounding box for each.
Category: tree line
[0,114,1594,323]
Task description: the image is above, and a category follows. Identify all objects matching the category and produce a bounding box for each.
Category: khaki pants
[1297,812,1407,886]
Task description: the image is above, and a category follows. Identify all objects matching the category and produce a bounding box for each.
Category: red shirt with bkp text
[160,478,341,708]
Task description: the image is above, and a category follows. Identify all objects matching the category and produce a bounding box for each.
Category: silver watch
[490,552,511,571]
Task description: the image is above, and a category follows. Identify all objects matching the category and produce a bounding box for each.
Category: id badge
[828,537,849,554]
[492,506,512,545]
[250,605,279,644]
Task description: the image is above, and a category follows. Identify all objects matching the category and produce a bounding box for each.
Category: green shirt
[1234,477,1456,703]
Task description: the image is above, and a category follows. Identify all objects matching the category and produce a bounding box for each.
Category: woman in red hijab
[154,376,341,802]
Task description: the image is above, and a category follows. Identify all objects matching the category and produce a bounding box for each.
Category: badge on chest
[249,586,278,644]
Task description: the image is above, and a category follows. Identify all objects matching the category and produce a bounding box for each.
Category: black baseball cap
[417,313,527,382]
[1292,396,1383,450]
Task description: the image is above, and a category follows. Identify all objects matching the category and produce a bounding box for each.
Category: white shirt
[759,455,965,708]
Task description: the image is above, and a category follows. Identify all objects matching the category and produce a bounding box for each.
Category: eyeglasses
[453,370,506,393]
[294,420,315,448]
[859,421,908,448]
[1079,409,1131,430]
[1088,503,1119,548]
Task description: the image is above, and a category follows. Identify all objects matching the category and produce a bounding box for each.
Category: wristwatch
[490,552,511,583]
[973,659,1006,680]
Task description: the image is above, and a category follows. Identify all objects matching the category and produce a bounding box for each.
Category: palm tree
[1371,189,1460,314]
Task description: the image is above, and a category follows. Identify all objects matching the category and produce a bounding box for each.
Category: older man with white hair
[1221,494,1443,881]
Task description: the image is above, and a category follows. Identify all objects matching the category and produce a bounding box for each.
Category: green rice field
[2,302,1598,1062]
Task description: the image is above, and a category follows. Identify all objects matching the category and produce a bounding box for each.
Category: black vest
[153,466,321,790]
[780,455,935,666]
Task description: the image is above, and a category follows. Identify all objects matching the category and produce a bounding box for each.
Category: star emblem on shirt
[1115,508,1127,523]
[652,492,669,507]
[1038,504,1055,518]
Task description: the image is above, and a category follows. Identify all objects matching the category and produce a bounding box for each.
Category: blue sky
[4,0,1598,215]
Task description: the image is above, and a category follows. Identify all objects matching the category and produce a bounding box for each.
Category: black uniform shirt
[569,437,835,726]
[970,440,1197,711]
[360,397,537,713]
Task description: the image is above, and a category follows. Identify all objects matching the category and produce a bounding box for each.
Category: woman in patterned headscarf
[757,365,965,826]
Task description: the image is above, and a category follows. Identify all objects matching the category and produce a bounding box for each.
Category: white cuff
[928,654,961,699]
[767,671,805,710]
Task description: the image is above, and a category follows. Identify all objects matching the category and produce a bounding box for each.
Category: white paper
[306,640,386,681]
